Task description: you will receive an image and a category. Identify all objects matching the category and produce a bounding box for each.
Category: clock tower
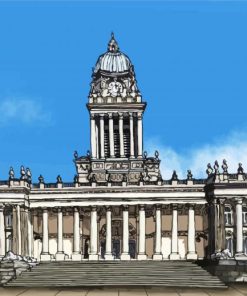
[75,34,161,184]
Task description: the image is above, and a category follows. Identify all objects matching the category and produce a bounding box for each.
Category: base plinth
[186,253,198,260]
[55,252,65,261]
[137,254,147,260]
[104,254,114,260]
[89,254,99,261]
[169,253,180,260]
[153,254,163,260]
[71,253,82,261]
[120,253,131,261]
[40,253,51,261]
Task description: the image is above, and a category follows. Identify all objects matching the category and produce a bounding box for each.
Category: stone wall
[0,260,30,285]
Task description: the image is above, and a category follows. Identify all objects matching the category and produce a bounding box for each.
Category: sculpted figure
[237,163,244,174]
[57,175,62,183]
[214,160,219,174]
[20,165,26,180]
[38,175,44,184]
[206,163,213,176]
[222,159,228,174]
[9,167,15,180]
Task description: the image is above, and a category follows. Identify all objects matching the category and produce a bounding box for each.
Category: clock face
[108,81,123,97]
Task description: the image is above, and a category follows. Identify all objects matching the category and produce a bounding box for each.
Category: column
[121,205,130,260]
[186,205,197,260]
[90,114,97,159]
[137,112,143,158]
[137,205,147,260]
[235,198,244,259]
[105,207,113,260]
[16,205,21,255]
[89,206,98,260]
[55,208,65,260]
[119,113,125,158]
[100,114,105,159]
[153,205,163,260]
[0,206,5,257]
[169,204,180,260]
[72,207,81,260]
[40,208,51,261]
[129,113,134,158]
[27,210,33,257]
[109,113,115,158]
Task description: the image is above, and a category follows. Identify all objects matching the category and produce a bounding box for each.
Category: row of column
[90,112,143,159]
[40,204,197,261]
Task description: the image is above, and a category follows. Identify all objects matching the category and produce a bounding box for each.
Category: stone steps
[6,261,227,288]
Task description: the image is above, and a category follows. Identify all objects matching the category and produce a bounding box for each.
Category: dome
[94,33,132,74]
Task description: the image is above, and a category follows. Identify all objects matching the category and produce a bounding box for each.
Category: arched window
[242,206,247,226]
[224,205,233,225]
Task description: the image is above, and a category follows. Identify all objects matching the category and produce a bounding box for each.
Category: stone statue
[57,175,62,183]
[74,150,78,160]
[214,161,219,174]
[74,174,79,183]
[187,170,193,180]
[86,150,91,159]
[143,151,147,159]
[222,159,228,174]
[237,163,244,174]
[38,175,44,184]
[20,165,26,180]
[171,170,178,181]
[26,168,32,182]
[9,167,14,180]
[206,163,213,176]
[155,150,159,160]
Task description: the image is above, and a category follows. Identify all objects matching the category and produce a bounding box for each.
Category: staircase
[6,261,227,288]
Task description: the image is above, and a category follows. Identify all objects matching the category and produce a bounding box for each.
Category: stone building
[0,34,247,264]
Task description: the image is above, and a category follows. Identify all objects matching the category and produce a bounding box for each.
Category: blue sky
[0,1,247,182]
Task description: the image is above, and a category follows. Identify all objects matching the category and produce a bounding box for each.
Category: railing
[0,180,9,186]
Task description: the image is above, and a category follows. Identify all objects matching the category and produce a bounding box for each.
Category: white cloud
[146,131,247,179]
[0,97,52,126]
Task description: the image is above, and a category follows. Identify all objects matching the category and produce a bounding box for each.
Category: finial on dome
[108,32,119,53]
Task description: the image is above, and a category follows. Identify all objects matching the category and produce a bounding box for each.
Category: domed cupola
[89,33,142,102]
[94,33,132,74]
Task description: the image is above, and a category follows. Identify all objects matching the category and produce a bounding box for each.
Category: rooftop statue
[222,159,228,174]
[20,165,26,180]
[206,163,213,176]
[9,167,15,180]
[237,162,244,174]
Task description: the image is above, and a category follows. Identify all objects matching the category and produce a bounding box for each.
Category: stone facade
[0,35,247,269]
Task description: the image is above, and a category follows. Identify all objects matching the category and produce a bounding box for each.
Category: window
[242,206,247,225]
[224,206,233,225]
[243,236,247,255]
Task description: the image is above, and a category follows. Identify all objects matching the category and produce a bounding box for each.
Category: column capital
[155,204,162,211]
[108,113,113,119]
[171,204,178,210]
[139,204,145,211]
[129,112,133,118]
[90,113,95,120]
[186,203,195,210]
[99,113,105,119]
[137,112,143,119]
[105,206,112,212]
[122,205,129,211]
[90,206,97,212]
[119,112,123,120]
[235,197,243,205]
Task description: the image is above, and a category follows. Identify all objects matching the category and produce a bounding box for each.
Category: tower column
[137,112,143,158]
[90,114,97,159]
[72,207,81,260]
[129,113,134,158]
[119,113,125,157]
[16,205,21,255]
[105,206,113,260]
[109,113,115,158]
[40,208,51,261]
[235,198,244,259]
[137,205,147,260]
[0,206,5,257]
[100,114,105,159]
[169,204,180,260]
[121,205,130,260]
[56,208,65,261]
[186,205,197,260]
[89,206,98,260]
[153,205,163,260]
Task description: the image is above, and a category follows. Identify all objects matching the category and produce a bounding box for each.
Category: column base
[235,253,247,261]
[120,253,130,261]
[71,253,82,261]
[152,253,163,260]
[169,253,180,260]
[186,252,198,260]
[89,254,99,261]
[137,254,147,260]
[104,254,114,260]
[55,252,65,261]
[40,253,52,261]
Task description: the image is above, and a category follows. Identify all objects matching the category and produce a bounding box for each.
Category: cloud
[146,130,247,179]
[0,97,52,126]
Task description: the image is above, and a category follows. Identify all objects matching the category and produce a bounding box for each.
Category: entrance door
[129,239,136,259]
[112,239,120,259]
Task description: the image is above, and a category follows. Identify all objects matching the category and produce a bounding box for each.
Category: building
[0,34,247,265]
